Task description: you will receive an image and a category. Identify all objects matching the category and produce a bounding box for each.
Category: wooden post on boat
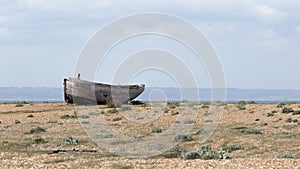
[63,78,68,103]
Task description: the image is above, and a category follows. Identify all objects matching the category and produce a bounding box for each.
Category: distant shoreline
[1,87,300,104]
[1,100,300,104]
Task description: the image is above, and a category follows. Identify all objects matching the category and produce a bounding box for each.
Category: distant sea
[0,87,300,103]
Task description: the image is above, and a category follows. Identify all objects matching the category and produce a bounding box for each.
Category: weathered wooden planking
[64,78,145,104]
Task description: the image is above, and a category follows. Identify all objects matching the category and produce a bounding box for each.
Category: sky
[0,0,300,89]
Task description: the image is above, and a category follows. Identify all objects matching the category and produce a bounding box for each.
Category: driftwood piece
[48,149,97,154]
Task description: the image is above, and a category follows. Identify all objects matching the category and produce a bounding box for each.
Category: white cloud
[18,0,118,14]
[1,1,299,47]
[253,4,285,22]
[1,0,300,88]
[255,4,275,16]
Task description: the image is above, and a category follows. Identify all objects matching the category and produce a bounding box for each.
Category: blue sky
[0,0,300,89]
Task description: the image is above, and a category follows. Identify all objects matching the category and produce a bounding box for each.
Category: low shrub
[167,102,180,108]
[236,101,246,110]
[240,129,262,134]
[183,145,229,160]
[237,105,246,111]
[277,103,285,108]
[47,120,58,124]
[107,108,118,114]
[267,110,277,117]
[205,119,213,123]
[220,145,243,153]
[282,107,294,114]
[14,120,21,124]
[194,128,204,135]
[29,127,46,134]
[286,118,298,123]
[27,114,34,118]
[34,137,47,144]
[201,104,209,108]
[197,146,229,160]
[152,127,162,133]
[237,100,247,106]
[81,121,89,124]
[107,101,121,108]
[277,155,295,159]
[184,120,196,124]
[77,115,90,119]
[171,111,179,115]
[60,115,76,119]
[112,117,122,121]
[174,134,193,142]
[282,132,298,138]
[292,110,300,115]
[182,152,200,159]
[204,112,211,117]
[15,103,24,107]
[247,101,256,104]
[61,136,78,146]
[133,136,144,141]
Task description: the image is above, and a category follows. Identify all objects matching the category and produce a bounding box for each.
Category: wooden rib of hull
[64,78,145,105]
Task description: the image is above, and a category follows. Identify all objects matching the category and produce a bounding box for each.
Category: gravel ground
[0,103,299,168]
[1,152,299,169]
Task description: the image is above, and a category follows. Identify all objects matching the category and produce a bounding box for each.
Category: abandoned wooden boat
[64,77,145,104]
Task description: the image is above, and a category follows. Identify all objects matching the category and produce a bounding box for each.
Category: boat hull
[64,78,145,104]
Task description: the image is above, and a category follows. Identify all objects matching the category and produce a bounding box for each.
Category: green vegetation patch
[174,134,193,142]
[286,118,298,123]
[107,108,118,114]
[220,145,244,153]
[61,136,79,146]
[14,120,21,124]
[267,110,277,117]
[77,115,90,119]
[277,103,285,108]
[182,145,229,160]
[167,101,180,108]
[60,114,76,119]
[277,155,295,159]
[29,127,46,134]
[292,110,300,115]
[151,127,162,133]
[107,101,121,108]
[240,129,262,135]
[112,117,122,121]
[282,107,294,114]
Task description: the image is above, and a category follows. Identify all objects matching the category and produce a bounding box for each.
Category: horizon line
[1,86,300,90]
